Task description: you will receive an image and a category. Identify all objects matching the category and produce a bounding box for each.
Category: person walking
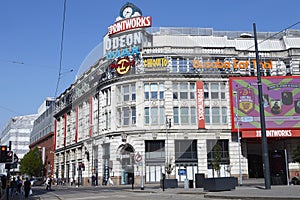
[10,177,18,199]
[16,176,23,195]
[23,177,31,199]
[1,175,6,199]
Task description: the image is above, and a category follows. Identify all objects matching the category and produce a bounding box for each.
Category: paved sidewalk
[122,179,300,200]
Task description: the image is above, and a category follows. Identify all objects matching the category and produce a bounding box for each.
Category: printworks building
[53,3,300,186]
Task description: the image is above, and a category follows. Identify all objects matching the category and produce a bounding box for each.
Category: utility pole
[253,23,271,190]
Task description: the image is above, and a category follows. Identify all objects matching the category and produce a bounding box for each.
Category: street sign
[135,152,142,162]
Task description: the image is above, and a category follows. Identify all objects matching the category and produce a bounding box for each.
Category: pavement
[30,178,300,200]
[122,178,300,199]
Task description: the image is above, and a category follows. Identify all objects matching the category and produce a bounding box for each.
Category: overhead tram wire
[54,0,67,98]
[240,20,300,54]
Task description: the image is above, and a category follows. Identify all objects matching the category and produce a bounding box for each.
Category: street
[27,185,221,200]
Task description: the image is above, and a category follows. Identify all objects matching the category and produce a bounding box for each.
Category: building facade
[29,98,55,178]
[0,114,38,174]
[53,3,300,186]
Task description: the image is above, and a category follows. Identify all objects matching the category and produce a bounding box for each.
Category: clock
[122,6,133,18]
[119,3,142,19]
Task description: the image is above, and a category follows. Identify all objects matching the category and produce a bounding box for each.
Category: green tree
[19,147,43,177]
[212,142,222,177]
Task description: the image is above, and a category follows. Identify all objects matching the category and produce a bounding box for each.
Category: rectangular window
[180,83,188,99]
[144,83,164,100]
[212,107,220,124]
[190,83,195,99]
[174,107,179,124]
[123,85,130,102]
[131,84,136,101]
[204,83,209,99]
[123,107,130,126]
[145,107,165,125]
[145,107,150,124]
[151,83,158,99]
[151,107,158,124]
[180,107,189,124]
[222,107,227,123]
[207,139,229,168]
[173,83,178,99]
[191,107,196,125]
[175,140,197,162]
[211,83,219,99]
[173,82,195,100]
[132,107,136,124]
[145,84,150,100]
[220,82,226,99]
[205,107,210,124]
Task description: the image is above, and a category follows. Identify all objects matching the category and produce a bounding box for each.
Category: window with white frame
[144,83,164,100]
[145,106,165,125]
[173,82,195,100]
[117,84,136,103]
[173,106,196,125]
[205,106,228,125]
[117,106,136,127]
[204,82,226,100]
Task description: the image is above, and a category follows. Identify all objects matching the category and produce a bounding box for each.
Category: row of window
[145,139,229,166]
[117,82,227,101]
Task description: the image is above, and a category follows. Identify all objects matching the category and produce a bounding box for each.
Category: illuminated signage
[144,58,168,68]
[193,59,272,69]
[196,81,205,129]
[106,46,140,60]
[108,16,152,36]
[242,130,300,138]
[110,57,135,75]
[105,32,142,51]
[230,76,300,132]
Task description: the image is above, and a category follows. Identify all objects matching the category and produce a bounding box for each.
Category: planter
[203,177,237,192]
[160,179,178,188]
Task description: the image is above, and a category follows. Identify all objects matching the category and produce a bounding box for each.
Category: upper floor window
[173,106,196,125]
[204,82,226,100]
[144,83,164,100]
[145,106,165,125]
[117,106,136,127]
[117,84,136,103]
[173,82,195,100]
[205,106,228,125]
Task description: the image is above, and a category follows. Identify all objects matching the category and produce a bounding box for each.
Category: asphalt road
[24,185,219,200]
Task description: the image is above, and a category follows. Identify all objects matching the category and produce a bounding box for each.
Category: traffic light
[6,151,14,163]
[0,145,7,163]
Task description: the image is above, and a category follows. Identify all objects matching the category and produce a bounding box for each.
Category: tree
[212,142,222,177]
[19,147,43,177]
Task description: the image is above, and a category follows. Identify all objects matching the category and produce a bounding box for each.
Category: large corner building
[53,3,300,186]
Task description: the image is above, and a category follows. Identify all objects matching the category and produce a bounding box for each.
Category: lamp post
[253,23,271,189]
[233,91,242,186]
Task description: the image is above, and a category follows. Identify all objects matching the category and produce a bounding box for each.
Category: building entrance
[118,143,135,185]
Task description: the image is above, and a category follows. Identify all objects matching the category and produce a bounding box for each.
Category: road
[25,185,223,200]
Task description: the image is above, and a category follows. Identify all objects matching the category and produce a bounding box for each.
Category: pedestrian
[46,176,52,190]
[23,177,31,199]
[92,175,95,186]
[10,177,17,199]
[16,176,23,195]
[1,175,6,199]
[107,177,114,186]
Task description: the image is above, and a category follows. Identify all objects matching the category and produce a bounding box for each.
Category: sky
[0,0,300,130]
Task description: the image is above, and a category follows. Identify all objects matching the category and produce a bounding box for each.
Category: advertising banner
[196,81,205,129]
[230,76,300,132]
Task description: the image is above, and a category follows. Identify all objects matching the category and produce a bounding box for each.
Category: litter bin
[195,173,205,188]
[189,180,193,188]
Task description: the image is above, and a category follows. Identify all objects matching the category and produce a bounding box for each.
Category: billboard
[230,76,300,132]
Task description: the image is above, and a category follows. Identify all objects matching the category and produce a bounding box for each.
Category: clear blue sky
[0,0,299,130]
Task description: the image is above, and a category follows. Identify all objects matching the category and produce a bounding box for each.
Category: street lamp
[233,91,242,186]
